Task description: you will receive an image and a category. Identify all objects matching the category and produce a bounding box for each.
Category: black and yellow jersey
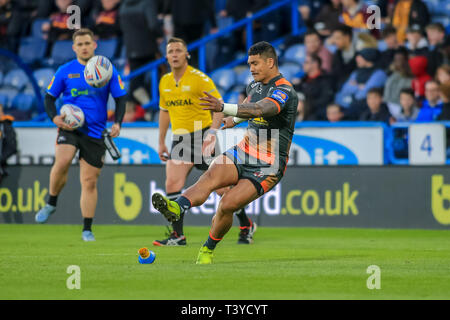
[159,65,222,134]
[238,74,298,171]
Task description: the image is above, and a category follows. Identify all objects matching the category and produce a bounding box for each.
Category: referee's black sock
[48,194,58,207]
[83,218,93,232]
[235,208,251,228]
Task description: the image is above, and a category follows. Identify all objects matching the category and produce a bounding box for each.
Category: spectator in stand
[416,80,443,121]
[340,0,379,38]
[330,24,357,91]
[219,0,268,56]
[304,28,333,73]
[405,24,428,57]
[378,25,401,72]
[91,0,122,40]
[377,0,396,24]
[394,88,419,122]
[355,32,378,52]
[298,0,329,29]
[436,82,450,156]
[295,53,335,120]
[0,0,13,50]
[119,0,161,117]
[0,103,17,183]
[335,48,387,117]
[392,0,430,45]
[383,47,413,110]
[42,0,76,45]
[409,55,431,100]
[359,87,392,123]
[425,23,446,77]
[437,82,450,120]
[326,103,345,122]
[313,0,343,37]
[436,65,450,85]
[167,0,218,67]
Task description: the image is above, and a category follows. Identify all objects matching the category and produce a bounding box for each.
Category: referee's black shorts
[56,129,106,168]
[170,127,220,171]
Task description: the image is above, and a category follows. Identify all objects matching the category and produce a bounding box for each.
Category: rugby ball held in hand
[60,104,85,129]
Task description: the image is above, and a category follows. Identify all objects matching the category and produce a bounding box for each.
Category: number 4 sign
[409,124,446,165]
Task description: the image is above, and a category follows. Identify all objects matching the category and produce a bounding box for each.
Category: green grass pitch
[1,224,449,300]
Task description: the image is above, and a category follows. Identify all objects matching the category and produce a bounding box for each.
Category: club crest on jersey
[270,89,288,105]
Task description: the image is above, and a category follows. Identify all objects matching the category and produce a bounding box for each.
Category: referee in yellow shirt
[153,37,256,246]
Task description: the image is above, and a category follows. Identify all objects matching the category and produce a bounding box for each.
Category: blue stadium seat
[18,37,48,65]
[0,71,3,86]
[47,40,76,67]
[0,88,20,108]
[96,38,119,59]
[113,45,127,71]
[11,93,35,112]
[33,68,55,90]
[223,91,241,104]
[0,95,7,107]
[31,18,50,39]
[211,69,236,92]
[280,62,302,79]
[236,69,253,86]
[282,44,306,65]
[3,69,28,90]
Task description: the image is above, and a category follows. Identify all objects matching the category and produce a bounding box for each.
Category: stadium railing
[121,0,304,110]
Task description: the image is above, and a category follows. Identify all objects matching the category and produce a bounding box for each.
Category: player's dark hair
[382,25,397,39]
[72,28,95,42]
[248,41,278,67]
[400,87,415,97]
[304,28,322,42]
[367,87,384,97]
[333,24,353,40]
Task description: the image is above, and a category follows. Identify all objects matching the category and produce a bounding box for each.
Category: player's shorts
[223,145,284,196]
[56,129,106,168]
[170,127,220,171]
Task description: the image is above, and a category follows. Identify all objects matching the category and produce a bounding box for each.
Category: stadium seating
[18,37,48,65]
[33,68,55,91]
[3,69,29,91]
[0,88,20,108]
[96,38,119,59]
[11,93,35,112]
[223,90,241,104]
[211,69,236,92]
[45,40,76,67]
[279,62,302,80]
[0,71,3,87]
[235,69,253,86]
[31,18,50,39]
[282,44,306,65]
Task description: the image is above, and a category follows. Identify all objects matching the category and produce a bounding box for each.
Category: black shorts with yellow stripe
[223,145,284,196]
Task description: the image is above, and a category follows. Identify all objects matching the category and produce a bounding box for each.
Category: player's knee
[165,178,185,192]
[218,196,240,215]
[81,175,98,191]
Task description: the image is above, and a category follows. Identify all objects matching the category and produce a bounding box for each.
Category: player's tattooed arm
[235,99,279,118]
[200,91,279,118]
